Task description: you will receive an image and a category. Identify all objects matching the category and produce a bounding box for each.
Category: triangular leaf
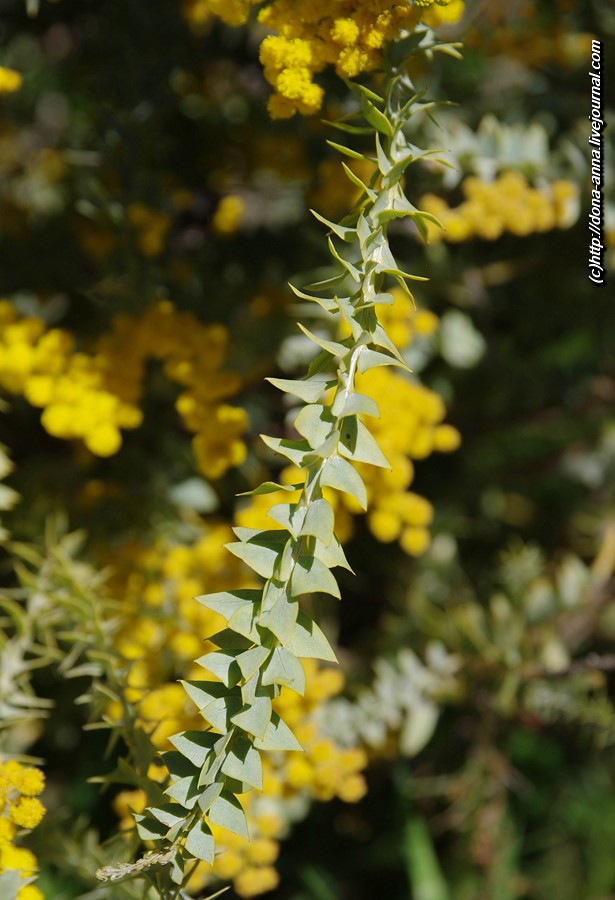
[297,323,350,358]
[295,404,336,449]
[262,647,306,694]
[221,737,263,790]
[195,589,261,621]
[298,498,335,545]
[208,791,249,839]
[237,481,298,497]
[260,435,311,467]
[231,693,272,740]
[290,555,341,599]
[169,731,218,769]
[266,378,330,404]
[320,456,367,509]
[253,712,303,751]
[286,610,338,662]
[331,391,380,418]
[185,819,215,864]
[340,417,390,468]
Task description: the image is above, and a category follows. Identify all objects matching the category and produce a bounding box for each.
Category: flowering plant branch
[100,27,460,895]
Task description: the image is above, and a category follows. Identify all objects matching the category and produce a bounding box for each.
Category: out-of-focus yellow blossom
[419,172,580,243]
[212,195,245,235]
[198,0,463,117]
[127,203,172,257]
[0,67,23,93]
[0,299,247,479]
[422,0,464,27]
[310,157,378,221]
[0,761,45,899]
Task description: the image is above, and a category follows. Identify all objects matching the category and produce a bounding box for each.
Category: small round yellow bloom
[0,66,22,93]
[432,424,461,452]
[234,865,280,898]
[9,797,45,829]
[400,526,431,557]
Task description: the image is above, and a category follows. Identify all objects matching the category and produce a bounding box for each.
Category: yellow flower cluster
[198,0,463,117]
[420,172,580,243]
[238,291,460,556]
[0,761,45,900]
[0,300,247,478]
[108,530,367,896]
[0,67,22,94]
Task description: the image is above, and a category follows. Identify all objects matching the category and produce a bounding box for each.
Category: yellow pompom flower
[9,798,45,830]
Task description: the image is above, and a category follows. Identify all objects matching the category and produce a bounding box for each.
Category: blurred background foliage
[1,0,615,898]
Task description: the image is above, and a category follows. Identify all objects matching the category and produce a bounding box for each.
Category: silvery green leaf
[195,588,261,622]
[262,647,306,694]
[325,140,367,161]
[195,650,242,688]
[289,282,338,311]
[231,693,272,740]
[341,162,378,202]
[181,681,228,713]
[360,95,393,137]
[221,736,263,790]
[327,234,362,281]
[314,534,353,572]
[199,695,242,733]
[185,820,215,863]
[259,592,299,644]
[297,323,350,358]
[208,791,249,839]
[332,391,380,418]
[286,610,338,662]
[310,208,357,241]
[253,712,302,751]
[320,456,367,509]
[165,775,199,810]
[169,731,218,769]
[266,377,331,403]
[150,803,188,829]
[298,498,335,545]
[375,133,392,175]
[340,417,390,468]
[291,555,341,599]
[260,435,311,466]
[135,814,169,841]
[236,645,271,681]
[227,602,262,642]
[225,538,286,580]
[295,404,336,449]
[268,502,305,537]
[357,348,408,374]
[196,781,224,811]
[237,481,298,497]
